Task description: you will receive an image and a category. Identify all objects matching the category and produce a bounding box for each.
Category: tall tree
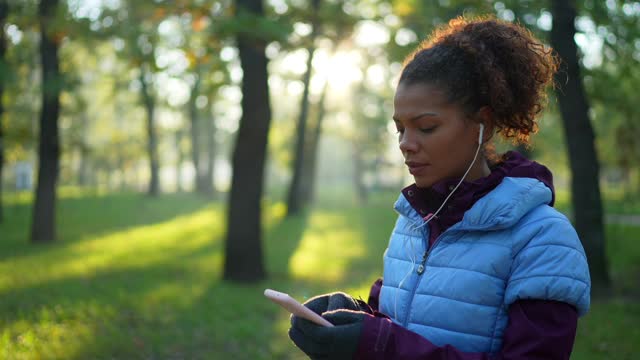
[175,5,228,196]
[2,3,41,199]
[185,64,216,196]
[223,0,273,281]
[301,79,328,205]
[550,0,610,295]
[203,103,217,196]
[298,2,356,207]
[99,3,164,196]
[187,71,206,193]
[174,129,185,192]
[31,0,61,243]
[285,0,320,216]
[138,61,160,196]
[0,0,8,223]
[75,110,90,186]
[585,1,640,194]
[348,44,394,205]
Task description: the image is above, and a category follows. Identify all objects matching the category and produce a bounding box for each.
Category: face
[393,82,488,188]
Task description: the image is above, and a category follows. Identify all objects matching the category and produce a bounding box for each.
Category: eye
[420,126,437,134]
[393,122,404,134]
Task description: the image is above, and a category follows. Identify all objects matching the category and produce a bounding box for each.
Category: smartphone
[264,289,334,327]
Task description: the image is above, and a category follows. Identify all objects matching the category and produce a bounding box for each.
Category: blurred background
[0,0,638,359]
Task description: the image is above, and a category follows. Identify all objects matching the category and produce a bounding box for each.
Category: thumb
[323,309,366,326]
[302,294,330,315]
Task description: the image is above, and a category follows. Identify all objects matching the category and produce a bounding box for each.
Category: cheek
[420,132,454,155]
[423,131,471,167]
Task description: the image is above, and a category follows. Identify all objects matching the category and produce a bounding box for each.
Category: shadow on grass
[0,233,225,359]
[0,192,213,262]
[342,201,396,284]
[0,227,221,315]
[285,194,396,293]
[1,203,316,359]
[264,211,310,281]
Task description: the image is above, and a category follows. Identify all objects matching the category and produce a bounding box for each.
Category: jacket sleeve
[367,278,383,312]
[505,216,591,316]
[354,299,578,360]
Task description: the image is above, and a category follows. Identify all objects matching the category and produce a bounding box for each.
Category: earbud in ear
[478,123,484,145]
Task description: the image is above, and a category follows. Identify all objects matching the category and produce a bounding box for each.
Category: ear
[476,106,494,143]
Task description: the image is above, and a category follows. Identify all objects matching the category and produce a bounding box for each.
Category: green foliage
[579,0,640,174]
[280,0,360,63]
[3,7,40,161]
[0,0,636,188]
[385,0,496,63]
[213,9,292,44]
[0,191,638,358]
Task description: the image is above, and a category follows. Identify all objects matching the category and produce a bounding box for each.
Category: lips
[405,161,430,175]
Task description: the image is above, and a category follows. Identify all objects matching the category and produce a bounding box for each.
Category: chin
[414,177,437,189]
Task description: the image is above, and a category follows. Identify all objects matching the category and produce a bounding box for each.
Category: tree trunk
[31,0,60,243]
[550,0,610,295]
[285,46,315,216]
[203,108,216,195]
[77,150,90,186]
[139,67,160,196]
[223,0,271,282]
[76,113,90,186]
[352,142,368,204]
[189,74,204,193]
[175,129,184,192]
[0,0,7,223]
[301,80,329,206]
[286,0,320,216]
[116,153,125,191]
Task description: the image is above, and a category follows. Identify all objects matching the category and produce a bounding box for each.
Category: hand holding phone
[264,289,334,327]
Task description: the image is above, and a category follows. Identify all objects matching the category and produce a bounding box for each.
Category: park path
[562,212,640,226]
[606,214,640,226]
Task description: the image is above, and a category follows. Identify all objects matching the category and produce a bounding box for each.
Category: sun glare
[320,50,363,93]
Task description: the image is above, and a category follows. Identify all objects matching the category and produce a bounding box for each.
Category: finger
[303,294,330,315]
[322,309,366,326]
[292,316,333,342]
[326,293,359,312]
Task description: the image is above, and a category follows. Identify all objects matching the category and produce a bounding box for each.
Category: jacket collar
[394,176,552,231]
[394,151,554,231]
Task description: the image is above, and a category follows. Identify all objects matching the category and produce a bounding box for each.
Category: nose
[399,129,419,154]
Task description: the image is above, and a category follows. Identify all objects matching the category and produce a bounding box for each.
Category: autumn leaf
[192,16,209,32]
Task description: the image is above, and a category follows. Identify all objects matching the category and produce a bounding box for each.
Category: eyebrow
[392,112,439,123]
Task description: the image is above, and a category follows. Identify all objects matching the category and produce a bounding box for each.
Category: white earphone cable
[393,124,484,320]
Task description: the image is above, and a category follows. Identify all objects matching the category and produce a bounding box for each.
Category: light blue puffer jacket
[378,177,591,354]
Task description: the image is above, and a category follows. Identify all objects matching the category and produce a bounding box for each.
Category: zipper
[416,251,428,275]
[401,225,457,328]
[416,230,447,275]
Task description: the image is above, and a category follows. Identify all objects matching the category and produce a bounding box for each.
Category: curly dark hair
[399,15,559,145]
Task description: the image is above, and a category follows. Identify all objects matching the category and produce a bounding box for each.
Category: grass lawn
[0,189,638,359]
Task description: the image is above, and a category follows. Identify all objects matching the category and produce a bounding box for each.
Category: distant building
[15,161,33,190]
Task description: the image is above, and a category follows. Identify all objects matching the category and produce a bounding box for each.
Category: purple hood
[401,151,555,233]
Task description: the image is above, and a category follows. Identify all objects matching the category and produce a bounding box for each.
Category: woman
[288,16,590,359]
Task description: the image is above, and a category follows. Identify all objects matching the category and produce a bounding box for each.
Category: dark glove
[302,292,370,315]
[289,309,367,359]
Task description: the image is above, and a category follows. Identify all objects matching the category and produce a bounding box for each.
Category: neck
[465,157,491,182]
